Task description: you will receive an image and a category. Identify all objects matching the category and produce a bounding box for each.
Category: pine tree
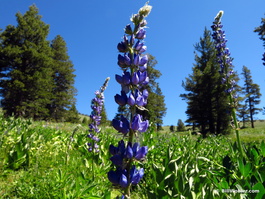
[66,104,80,123]
[241,65,262,128]
[50,35,76,121]
[180,28,233,136]
[0,5,54,119]
[237,100,250,128]
[177,119,185,131]
[99,103,108,125]
[169,125,175,132]
[254,14,265,65]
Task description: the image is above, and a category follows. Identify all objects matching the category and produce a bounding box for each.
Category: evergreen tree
[237,100,250,128]
[50,35,76,121]
[99,103,108,125]
[66,104,80,123]
[241,65,262,128]
[114,105,130,121]
[0,5,54,119]
[254,14,265,65]
[169,125,175,132]
[180,28,234,136]
[177,119,185,131]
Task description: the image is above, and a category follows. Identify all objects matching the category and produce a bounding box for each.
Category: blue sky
[1,0,265,125]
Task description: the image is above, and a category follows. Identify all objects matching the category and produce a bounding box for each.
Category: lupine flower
[135,28,146,39]
[130,165,144,185]
[211,11,244,158]
[211,11,236,95]
[112,116,130,135]
[115,91,128,106]
[108,3,152,197]
[131,114,149,132]
[87,77,110,153]
[109,141,148,163]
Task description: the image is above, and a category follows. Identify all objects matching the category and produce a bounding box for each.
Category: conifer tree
[237,100,249,128]
[0,5,54,119]
[66,104,80,123]
[177,119,185,131]
[180,28,234,136]
[254,14,265,65]
[241,65,262,128]
[50,35,76,121]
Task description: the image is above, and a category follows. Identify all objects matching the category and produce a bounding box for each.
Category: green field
[1,115,265,198]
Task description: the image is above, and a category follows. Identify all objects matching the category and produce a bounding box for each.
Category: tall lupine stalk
[211,11,244,158]
[108,3,152,198]
[87,77,110,153]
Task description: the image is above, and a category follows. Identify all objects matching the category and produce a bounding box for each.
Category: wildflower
[108,3,151,197]
[211,11,236,96]
[87,77,110,153]
[211,10,244,158]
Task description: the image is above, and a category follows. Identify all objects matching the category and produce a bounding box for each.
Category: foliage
[180,28,234,136]
[169,125,175,132]
[1,115,265,198]
[240,65,262,128]
[49,35,77,122]
[177,119,186,131]
[0,5,77,121]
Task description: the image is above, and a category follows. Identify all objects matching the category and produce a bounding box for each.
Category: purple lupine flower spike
[108,3,152,197]
[87,77,110,153]
[211,11,237,96]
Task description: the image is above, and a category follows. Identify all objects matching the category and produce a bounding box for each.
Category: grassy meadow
[0,114,265,198]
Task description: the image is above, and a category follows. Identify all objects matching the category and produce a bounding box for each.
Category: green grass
[0,115,265,198]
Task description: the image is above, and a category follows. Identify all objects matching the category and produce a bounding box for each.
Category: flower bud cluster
[211,11,236,95]
[108,3,152,195]
[87,77,110,153]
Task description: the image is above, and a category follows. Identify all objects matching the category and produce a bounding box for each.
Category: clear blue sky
[1,0,265,125]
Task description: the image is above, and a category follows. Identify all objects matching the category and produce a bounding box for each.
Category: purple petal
[136,96,145,106]
[131,114,140,131]
[108,170,119,185]
[139,55,148,66]
[125,145,133,159]
[115,74,123,84]
[127,93,135,106]
[136,28,146,39]
[132,142,140,156]
[135,146,148,160]
[131,72,139,85]
[120,174,128,187]
[123,72,131,85]
[133,54,140,66]
[109,144,118,155]
[110,155,123,167]
[139,120,149,132]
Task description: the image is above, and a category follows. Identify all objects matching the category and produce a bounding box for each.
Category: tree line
[1,5,264,130]
[0,5,167,127]
[0,5,79,122]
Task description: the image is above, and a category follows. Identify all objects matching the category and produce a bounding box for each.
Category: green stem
[229,93,244,158]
